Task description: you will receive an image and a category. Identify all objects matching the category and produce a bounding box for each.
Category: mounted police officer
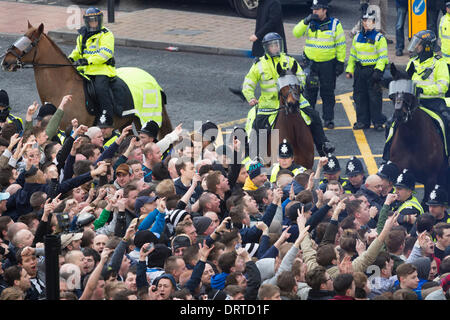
[390,169,424,234]
[293,0,347,129]
[426,184,450,224]
[269,139,306,183]
[343,156,366,194]
[242,32,334,157]
[346,8,388,131]
[382,30,450,162]
[319,154,349,192]
[0,89,23,134]
[68,7,116,127]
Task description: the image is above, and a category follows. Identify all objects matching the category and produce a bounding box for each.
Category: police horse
[1,23,173,137]
[244,62,315,169]
[387,63,449,207]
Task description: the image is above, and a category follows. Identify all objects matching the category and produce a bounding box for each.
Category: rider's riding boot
[303,107,335,156]
[229,86,246,102]
[382,139,392,163]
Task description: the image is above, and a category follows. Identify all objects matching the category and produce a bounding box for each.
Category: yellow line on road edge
[338,92,379,175]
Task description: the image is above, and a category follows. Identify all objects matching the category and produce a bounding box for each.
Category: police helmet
[84,7,103,32]
[262,32,284,58]
[407,30,437,54]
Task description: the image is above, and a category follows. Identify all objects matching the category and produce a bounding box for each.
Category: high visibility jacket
[407,55,449,99]
[242,53,310,113]
[346,29,388,73]
[396,196,424,215]
[103,130,120,149]
[292,17,346,63]
[439,13,450,64]
[69,28,116,77]
[269,163,306,183]
[7,114,23,134]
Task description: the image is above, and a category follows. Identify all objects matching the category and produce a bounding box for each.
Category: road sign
[409,0,427,39]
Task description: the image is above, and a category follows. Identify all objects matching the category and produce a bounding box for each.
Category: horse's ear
[406,62,415,79]
[27,20,33,29]
[291,61,298,75]
[37,23,44,35]
[390,63,398,80]
[276,63,283,76]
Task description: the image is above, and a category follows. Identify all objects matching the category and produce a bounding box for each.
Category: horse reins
[4,33,75,69]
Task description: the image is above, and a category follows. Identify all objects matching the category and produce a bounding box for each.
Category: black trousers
[91,75,115,118]
[353,65,386,126]
[304,59,336,122]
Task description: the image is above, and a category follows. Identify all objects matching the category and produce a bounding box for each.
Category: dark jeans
[395,5,407,51]
[353,65,386,126]
[91,75,115,118]
[304,59,336,122]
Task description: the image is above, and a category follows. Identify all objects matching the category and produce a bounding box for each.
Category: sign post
[408,0,427,39]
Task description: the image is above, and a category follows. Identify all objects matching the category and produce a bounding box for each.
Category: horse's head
[276,62,302,114]
[2,22,45,71]
[389,63,419,123]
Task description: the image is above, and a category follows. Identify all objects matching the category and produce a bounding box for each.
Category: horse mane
[42,32,72,63]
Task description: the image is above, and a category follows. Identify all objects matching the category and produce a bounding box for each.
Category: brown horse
[272,62,314,169]
[388,63,448,207]
[1,23,172,138]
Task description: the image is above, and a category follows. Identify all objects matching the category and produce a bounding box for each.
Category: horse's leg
[159,103,173,140]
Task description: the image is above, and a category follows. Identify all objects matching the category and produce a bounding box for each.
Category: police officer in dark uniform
[139,120,159,146]
[390,169,424,234]
[319,154,349,192]
[426,184,450,224]
[376,160,400,200]
[0,89,23,134]
[97,121,121,150]
[269,139,306,183]
[343,156,366,194]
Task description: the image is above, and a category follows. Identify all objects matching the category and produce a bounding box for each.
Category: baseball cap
[60,232,83,249]
[134,196,158,215]
[116,163,132,176]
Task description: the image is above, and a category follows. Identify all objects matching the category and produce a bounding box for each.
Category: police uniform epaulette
[435,54,442,60]
[101,28,109,34]
[253,57,261,64]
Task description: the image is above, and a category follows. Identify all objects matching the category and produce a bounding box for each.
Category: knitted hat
[171,234,191,251]
[133,230,158,249]
[166,209,190,227]
[147,244,172,268]
[248,160,264,180]
[193,216,212,235]
[35,103,57,121]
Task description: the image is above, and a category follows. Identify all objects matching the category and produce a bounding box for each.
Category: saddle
[82,75,135,119]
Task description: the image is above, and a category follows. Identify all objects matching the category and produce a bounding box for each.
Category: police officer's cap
[377,161,399,183]
[426,184,448,206]
[345,156,364,177]
[311,0,330,10]
[0,90,9,108]
[36,103,57,121]
[279,139,293,159]
[323,154,341,174]
[140,120,159,139]
[394,169,416,191]
[446,2,450,7]
[200,120,218,142]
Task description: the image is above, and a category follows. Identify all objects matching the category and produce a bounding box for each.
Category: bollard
[108,0,115,23]
[44,234,60,300]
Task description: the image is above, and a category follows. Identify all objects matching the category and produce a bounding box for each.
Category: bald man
[359,174,384,210]
[3,223,29,268]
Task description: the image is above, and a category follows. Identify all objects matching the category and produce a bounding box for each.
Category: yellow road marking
[337,92,379,175]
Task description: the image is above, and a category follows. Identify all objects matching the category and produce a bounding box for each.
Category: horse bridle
[279,84,301,115]
[3,33,74,69]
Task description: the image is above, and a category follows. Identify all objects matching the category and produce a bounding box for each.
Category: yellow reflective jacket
[346,29,388,73]
[439,13,450,64]
[407,54,449,99]
[292,17,346,63]
[69,28,116,77]
[242,53,310,112]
